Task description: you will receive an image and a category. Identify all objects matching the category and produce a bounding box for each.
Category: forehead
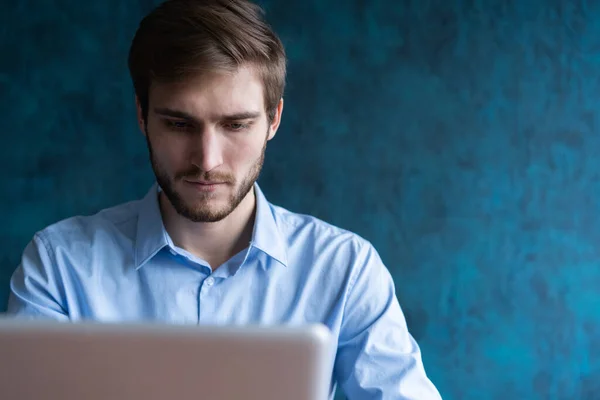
[149,66,265,118]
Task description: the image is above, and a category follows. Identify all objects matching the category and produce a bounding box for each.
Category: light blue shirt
[7,183,441,400]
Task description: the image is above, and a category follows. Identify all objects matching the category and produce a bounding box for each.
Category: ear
[135,96,146,136]
[267,98,284,141]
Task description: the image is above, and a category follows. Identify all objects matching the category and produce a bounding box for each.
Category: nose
[191,127,224,172]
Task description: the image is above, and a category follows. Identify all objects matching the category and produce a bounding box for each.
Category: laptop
[0,318,334,400]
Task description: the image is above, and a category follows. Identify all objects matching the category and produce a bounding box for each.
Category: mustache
[175,166,234,183]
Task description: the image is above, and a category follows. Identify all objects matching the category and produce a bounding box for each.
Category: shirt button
[205,277,215,286]
[169,249,177,256]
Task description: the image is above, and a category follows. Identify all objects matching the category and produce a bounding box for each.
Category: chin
[186,196,222,210]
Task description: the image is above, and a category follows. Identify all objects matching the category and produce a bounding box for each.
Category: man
[7,0,441,398]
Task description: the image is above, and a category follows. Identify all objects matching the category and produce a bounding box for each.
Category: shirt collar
[134,182,288,269]
[134,183,170,269]
[250,183,288,267]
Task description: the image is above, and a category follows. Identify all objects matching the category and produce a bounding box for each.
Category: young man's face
[138,65,282,222]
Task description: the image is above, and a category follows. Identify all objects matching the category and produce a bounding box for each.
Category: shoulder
[34,199,141,252]
[15,198,143,293]
[270,202,377,268]
[266,202,392,318]
[274,202,367,239]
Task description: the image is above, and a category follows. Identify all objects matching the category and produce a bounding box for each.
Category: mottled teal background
[2,0,599,399]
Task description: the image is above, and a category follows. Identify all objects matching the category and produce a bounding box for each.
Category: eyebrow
[153,107,261,122]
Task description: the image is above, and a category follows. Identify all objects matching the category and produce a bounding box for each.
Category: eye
[164,120,191,130]
[225,122,250,131]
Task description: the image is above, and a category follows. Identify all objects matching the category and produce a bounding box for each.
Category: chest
[67,255,347,331]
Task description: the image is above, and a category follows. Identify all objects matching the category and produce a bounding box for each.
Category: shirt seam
[110,213,138,229]
[35,230,56,267]
[34,230,70,316]
[340,238,365,320]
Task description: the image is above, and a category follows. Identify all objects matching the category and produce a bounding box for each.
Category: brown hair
[128,0,286,123]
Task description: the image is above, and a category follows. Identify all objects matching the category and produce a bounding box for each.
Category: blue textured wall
[2,0,599,398]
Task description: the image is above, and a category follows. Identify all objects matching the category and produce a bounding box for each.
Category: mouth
[183,179,226,192]
[185,180,225,185]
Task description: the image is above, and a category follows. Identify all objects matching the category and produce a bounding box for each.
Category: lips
[192,181,222,185]
[184,179,225,185]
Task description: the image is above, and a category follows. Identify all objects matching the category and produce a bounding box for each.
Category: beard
[145,131,267,223]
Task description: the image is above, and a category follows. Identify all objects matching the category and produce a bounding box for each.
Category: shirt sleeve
[334,241,442,400]
[6,232,69,320]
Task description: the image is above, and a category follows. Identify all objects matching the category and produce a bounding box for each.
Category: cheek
[152,135,192,170]
[226,137,264,168]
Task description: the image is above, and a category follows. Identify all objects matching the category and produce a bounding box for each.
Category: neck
[160,188,256,269]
